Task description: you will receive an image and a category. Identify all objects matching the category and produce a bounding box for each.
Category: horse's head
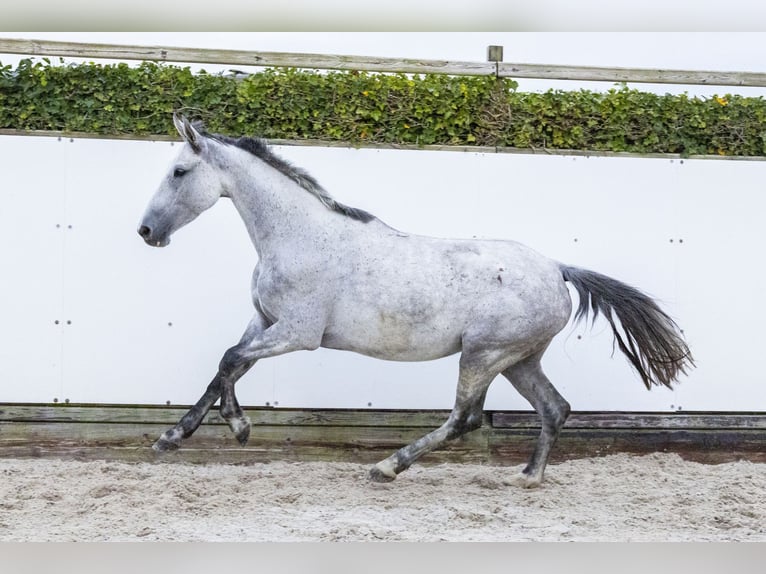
[138,114,226,247]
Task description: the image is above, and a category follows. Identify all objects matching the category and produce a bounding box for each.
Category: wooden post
[487,45,503,79]
[487,45,504,62]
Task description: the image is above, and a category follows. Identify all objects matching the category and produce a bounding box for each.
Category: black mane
[200,126,375,223]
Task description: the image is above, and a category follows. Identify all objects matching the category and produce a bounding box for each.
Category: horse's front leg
[216,344,261,446]
[153,309,322,452]
[153,376,224,452]
[153,310,269,452]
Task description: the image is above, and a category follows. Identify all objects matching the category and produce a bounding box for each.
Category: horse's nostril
[138,225,151,238]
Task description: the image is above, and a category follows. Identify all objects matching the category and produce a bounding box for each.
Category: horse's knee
[554,399,571,425]
[218,345,255,380]
[445,411,484,440]
[465,411,484,433]
[542,399,570,434]
[219,346,246,377]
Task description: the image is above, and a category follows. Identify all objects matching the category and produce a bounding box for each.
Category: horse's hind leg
[501,352,571,488]
[368,352,498,483]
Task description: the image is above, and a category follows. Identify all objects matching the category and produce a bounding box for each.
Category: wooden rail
[495,62,766,87]
[1,404,764,465]
[3,128,766,163]
[2,37,766,88]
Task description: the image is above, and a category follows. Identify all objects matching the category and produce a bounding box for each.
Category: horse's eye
[173,168,187,178]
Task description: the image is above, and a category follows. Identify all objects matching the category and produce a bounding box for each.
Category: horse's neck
[227,162,341,258]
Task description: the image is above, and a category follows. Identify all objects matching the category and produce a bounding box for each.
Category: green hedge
[2,58,766,156]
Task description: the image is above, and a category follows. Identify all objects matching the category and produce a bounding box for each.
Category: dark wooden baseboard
[1,403,764,465]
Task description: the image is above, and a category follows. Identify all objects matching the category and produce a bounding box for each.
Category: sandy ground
[1,452,764,542]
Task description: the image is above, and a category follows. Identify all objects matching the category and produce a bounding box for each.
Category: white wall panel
[672,160,766,411]
[1,135,763,411]
[0,137,67,402]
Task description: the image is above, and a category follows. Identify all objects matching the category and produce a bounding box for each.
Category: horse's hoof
[235,425,251,446]
[152,436,180,453]
[228,416,251,446]
[508,472,542,489]
[367,466,396,483]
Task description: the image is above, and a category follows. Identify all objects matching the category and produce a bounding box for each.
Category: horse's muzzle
[137,225,170,247]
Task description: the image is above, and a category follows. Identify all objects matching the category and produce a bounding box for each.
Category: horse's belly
[321,317,462,362]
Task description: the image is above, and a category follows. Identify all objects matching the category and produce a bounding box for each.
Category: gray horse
[138,115,693,487]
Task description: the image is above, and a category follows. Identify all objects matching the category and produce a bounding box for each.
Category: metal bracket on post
[487,45,504,78]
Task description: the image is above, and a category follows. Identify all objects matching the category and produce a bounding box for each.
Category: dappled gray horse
[138,115,693,487]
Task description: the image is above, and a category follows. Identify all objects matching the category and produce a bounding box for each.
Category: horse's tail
[560,265,694,389]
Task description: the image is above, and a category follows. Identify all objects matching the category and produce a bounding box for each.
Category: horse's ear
[173,113,204,154]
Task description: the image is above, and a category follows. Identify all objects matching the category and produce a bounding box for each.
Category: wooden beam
[496,61,766,87]
[3,129,766,163]
[2,404,765,465]
[0,38,494,77]
[491,411,766,430]
[0,404,455,428]
[2,37,766,87]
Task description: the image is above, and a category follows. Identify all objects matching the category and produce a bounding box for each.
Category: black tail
[561,265,694,389]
